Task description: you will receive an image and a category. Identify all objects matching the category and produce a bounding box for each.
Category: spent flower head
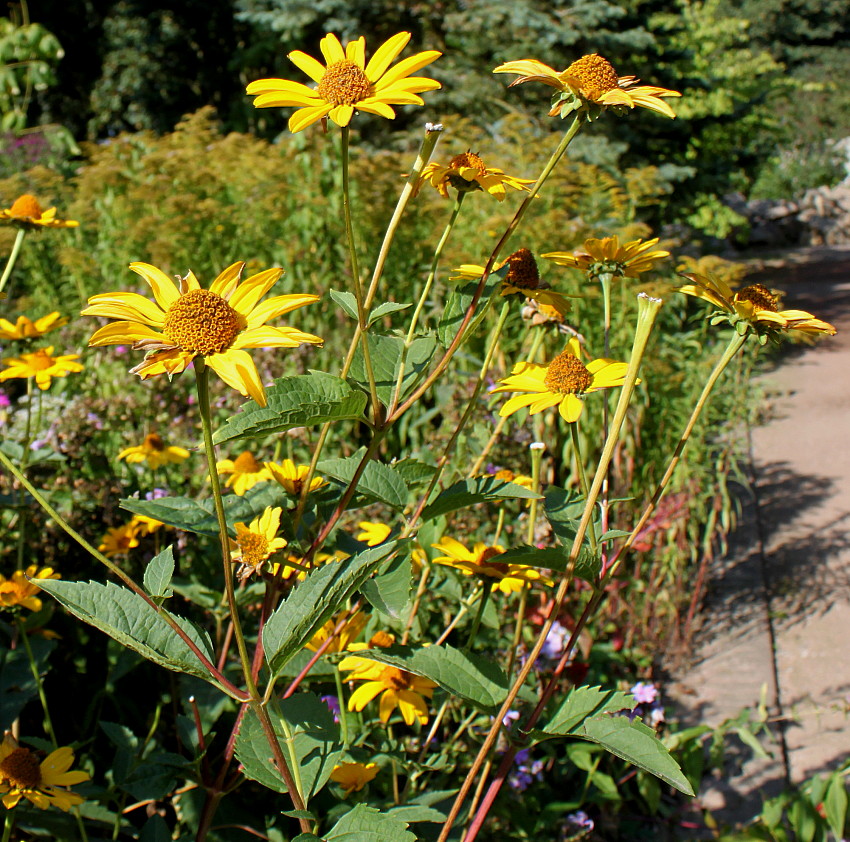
[544,236,670,281]
[415,151,534,201]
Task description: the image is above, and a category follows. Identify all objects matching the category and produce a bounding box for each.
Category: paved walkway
[670,247,850,824]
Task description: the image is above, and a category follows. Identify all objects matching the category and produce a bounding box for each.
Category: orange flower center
[238,530,270,569]
[543,351,592,394]
[9,194,43,220]
[381,666,413,691]
[736,284,778,313]
[0,747,42,789]
[565,54,619,100]
[450,151,487,178]
[163,289,241,355]
[233,450,262,473]
[25,349,57,371]
[369,630,395,648]
[494,469,515,482]
[502,248,541,289]
[318,60,372,105]
[143,433,165,451]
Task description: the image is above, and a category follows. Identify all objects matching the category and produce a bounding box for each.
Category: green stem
[15,377,33,569]
[569,422,598,555]
[0,227,26,297]
[333,666,350,749]
[463,583,492,652]
[2,810,14,842]
[17,617,57,746]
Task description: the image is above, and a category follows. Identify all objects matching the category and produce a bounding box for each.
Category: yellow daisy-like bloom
[306,609,368,653]
[269,549,345,582]
[99,522,141,558]
[265,459,327,496]
[0,733,89,811]
[82,261,322,407]
[0,565,60,613]
[0,194,79,229]
[452,248,571,318]
[492,468,534,490]
[129,514,166,536]
[0,312,68,340]
[117,432,190,469]
[247,31,441,133]
[330,761,379,794]
[356,521,392,546]
[230,506,288,581]
[543,236,670,280]
[431,537,552,595]
[678,273,837,339]
[216,450,272,496]
[494,53,681,119]
[416,151,535,202]
[492,340,631,423]
[0,346,83,390]
[343,661,437,726]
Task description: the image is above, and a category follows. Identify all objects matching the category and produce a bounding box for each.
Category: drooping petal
[558,394,584,422]
[498,392,542,417]
[205,349,266,406]
[289,104,332,133]
[128,262,180,309]
[82,292,167,326]
[328,104,355,126]
[379,689,400,723]
[87,321,166,347]
[232,325,322,349]
[349,681,387,711]
[396,690,429,724]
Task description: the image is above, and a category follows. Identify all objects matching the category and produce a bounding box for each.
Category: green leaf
[580,715,694,795]
[360,554,411,619]
[421,476,540,521]
[140,815,171,842]
[318,449,408,509]
[143,546,175,599]
[213,372,368,445]
[386,805,446,823]
[0,637,55,731]
[368,301,412,325]
[498,544,569,570]
[348,333,437,407]
[326,805,416,842]
[264,542,398,675]
[37,579,218,686]
[329,289,358,319]
[437,263,506,348]
[544,486,602,583]
[345,644,508,712]
[235,694,342,800]
[825,773,847,841]
[540,685,636,736]
[391,458,437,486]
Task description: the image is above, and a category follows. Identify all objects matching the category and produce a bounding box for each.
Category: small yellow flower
[269,549,345,582]
[431,537,552,594]
[0,733,89,811]
[0,565,60,612]
[343,661,437,725]
[492,340,631,423]
[356,521,392,546]
[416,151,534,201]
[330,761,378,794]
[543,236,670,280]
[0,346,83,390]
[337,630,396,673]
[306,609,368,653]
[129,514,166,536]
[494,53,681,119]
[230,507,288,580]
[82,261,322,407]
[98,522,141,558]
[452,248,571,318]
[247,31,441,133]
[117,432,190,470]
[0,312,68,340]
[678,273,837,339]
[492,468,534,490]
[266,459,327,496]
[216,450,272,496]
[0,194,79,229]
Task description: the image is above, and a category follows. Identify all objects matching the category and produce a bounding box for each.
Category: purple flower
[321,695,340,722]
[508,749,545,792]
[0,391,9,408]
[86,411,104,430]
[562,810,594,838]
[540,620,570,661]
[145,488,169,500]
[630,681,658,705]
[502,709,520,729]
[114,345,128,355]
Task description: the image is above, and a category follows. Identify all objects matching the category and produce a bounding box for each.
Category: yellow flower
[337,630,396,674]
[230,506,288,580]
[117,432,190,469]
[0,194,79,229]
[0,346,83,390]
[266,459,327,496]
[129,514,166,536]
[0,733,89,811]
[416,151,534,201]
[452,248,571,318]
[492,340,631,423]
[431,537,552,594]
[269,549,345,582]
[247,31,441,133]
[0,565,60,612]
[494,53,681,119]
[678,273,837,339]
[82,261,322,407]
[356,521,392,546]
[306,609,368,653]
[343,661,437,726]
[492,468,534,490]
[543,236,669,280]
[0,312,68,340]
[330,761,378,794]
[98,522,141,557]
[216,450,272,496]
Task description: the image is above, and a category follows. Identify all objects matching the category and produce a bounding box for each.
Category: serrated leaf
[326,805,416,842]
[348,333,437,407]
[360,554,411,619]
[437,263,506,348]
[540,685,635,736]
[283,810,318,820]
[421,476,540,521]
[498,544,569,570]
[318,449,408,509]
[580,714,694,795]
[386,805,446,823]
[391,458,437,486]
[213,372,367,444]
[143,546,175,599]
[544,486,602,583]
[37,579,219,687]
[368,301,412,325]
[329,289,358,319]
[345,644,508,712]
[264,542,398,675]
[235,694,342,800]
